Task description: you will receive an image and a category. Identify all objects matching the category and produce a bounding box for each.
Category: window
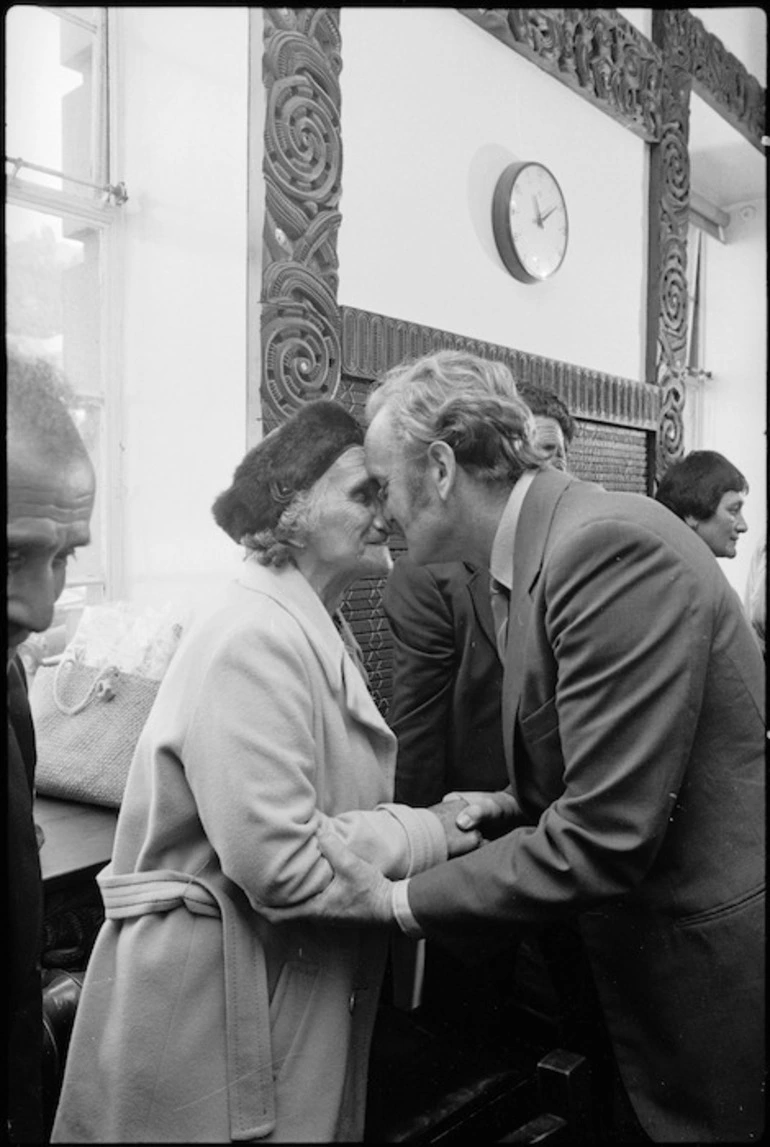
[6,6,125,641]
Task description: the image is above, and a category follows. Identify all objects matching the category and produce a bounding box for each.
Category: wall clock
[492,161,569,283]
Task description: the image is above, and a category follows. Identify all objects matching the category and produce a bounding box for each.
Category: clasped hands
[429,789,521,857]
[256,789,521,928]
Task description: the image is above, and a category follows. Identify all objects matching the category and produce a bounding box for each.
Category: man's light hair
[365,350,544,486]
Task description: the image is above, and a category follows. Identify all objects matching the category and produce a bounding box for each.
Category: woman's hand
[442,789,522,840]
[427,797,483,857]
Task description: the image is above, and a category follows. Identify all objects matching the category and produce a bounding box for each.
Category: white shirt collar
[489,470,537,593]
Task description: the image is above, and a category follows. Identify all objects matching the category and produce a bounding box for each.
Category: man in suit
[262,350,765,1143]
[383,385,575,807]
[6,351,96,1144]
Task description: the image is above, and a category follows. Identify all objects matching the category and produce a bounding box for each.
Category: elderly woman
[52,401,477,1144]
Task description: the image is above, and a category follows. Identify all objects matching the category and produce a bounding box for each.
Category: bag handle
[52,659,118,716]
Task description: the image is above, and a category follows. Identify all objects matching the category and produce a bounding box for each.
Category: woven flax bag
[30,602,186,808]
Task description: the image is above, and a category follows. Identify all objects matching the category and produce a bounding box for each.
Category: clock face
[492,162,569,283]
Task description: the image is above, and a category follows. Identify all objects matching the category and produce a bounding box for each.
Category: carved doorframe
[255,7,765,477]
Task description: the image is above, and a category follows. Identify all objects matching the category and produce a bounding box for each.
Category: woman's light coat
[53,559,446,1143]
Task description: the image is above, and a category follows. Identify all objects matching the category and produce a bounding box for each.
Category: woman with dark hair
[52,400,478,1144]
[654,449,749,558]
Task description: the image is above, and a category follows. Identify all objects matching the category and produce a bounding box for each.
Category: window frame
[6,5,125,607]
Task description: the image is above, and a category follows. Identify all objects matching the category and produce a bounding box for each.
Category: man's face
[533,416,568,472]
[364,409,454,565]
[7,442,95,664]
[688,489,748,558]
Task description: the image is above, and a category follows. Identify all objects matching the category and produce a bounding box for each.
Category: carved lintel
[340,306,661,431]
[260,8,343,422]
[664,9,766,151]
[459,8,663,141]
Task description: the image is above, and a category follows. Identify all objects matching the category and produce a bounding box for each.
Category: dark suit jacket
[382,558,507,805]
[406,468,766,1143]
[7,656,45,1144]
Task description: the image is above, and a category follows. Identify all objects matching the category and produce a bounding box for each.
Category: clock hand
[540,204,559,224]
[532,195,544,228]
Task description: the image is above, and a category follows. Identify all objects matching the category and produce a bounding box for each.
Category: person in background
[52,400,480,1144]
[6,351,96,1144]
[260,351,765,1144]
[654,449,749,558]
[383,384,575,807]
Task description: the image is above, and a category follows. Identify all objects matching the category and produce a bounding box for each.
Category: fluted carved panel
[261,8,343,428]
[341,306,661,431]
[460,7,663,141]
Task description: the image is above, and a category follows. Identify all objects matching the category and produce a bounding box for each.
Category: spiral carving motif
[657,371,686,474]
[261,8,343,422]
[264,32,342,209]
[659,248,688,350]
[660,124,690,213]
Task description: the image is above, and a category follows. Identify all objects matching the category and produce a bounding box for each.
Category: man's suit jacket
[383,558,508,805]
[405,467,765,1143]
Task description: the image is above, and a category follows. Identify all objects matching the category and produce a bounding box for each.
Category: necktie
[489,576,511,663]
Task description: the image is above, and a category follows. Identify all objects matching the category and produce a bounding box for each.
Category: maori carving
[340,306,661,431]
[261,8,343,427]
[665,8,765,150]
[459,8,663,141]
[648,11,692,477]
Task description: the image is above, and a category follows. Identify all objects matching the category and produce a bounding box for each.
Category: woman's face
[304,447,392,578]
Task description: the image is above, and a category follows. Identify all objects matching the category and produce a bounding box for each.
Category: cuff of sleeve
[376,803,448,875]
[392,879,424,937]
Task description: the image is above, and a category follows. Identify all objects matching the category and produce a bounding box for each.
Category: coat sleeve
[407,518,716,933]
[181,608,445,910]
[382,560,457,805]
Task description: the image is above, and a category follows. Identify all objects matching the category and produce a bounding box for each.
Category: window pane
[6,5,99,192]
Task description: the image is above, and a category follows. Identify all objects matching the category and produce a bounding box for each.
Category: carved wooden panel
[675,9,765,150]
[340,305,661,431]
[459,8,663,141]
[568,422,649,494]
[260,8,343,432]
[646,10,693,478]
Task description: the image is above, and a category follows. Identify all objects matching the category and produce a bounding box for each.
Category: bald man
[7,352,96,1144]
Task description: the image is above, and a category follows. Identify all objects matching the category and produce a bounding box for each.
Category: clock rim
[492,160,569,283]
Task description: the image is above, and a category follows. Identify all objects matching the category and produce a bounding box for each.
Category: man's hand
[442,789,522,840]
[428,797,482,856]
[257,829,395,927]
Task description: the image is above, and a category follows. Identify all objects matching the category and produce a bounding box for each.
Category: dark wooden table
[35,795,118,892]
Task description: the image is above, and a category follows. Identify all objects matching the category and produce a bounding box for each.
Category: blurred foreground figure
[7,352,96,1144]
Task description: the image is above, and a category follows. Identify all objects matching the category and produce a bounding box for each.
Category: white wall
[698,198,767,595]
[337,8,648,382]
[114,7,250,607]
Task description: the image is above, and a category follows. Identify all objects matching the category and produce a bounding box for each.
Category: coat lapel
[237,559,393,744]
[501,468,576,772]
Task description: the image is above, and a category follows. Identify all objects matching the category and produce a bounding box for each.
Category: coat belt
[99,866,277,1141]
